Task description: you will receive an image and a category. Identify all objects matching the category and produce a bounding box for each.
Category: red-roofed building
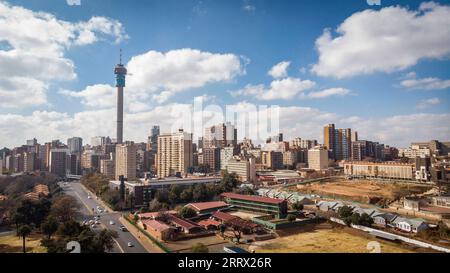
[197,219,222,230]
[211,211,239,223]
[220,192,288,218]
[140,219,175,241]
[166,214,203,234]
[185,201,229,215]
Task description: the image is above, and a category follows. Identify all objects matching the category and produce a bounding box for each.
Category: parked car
[127,242,133,247]
[109,221,115,225]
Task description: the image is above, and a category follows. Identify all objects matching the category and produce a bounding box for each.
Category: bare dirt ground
[248,223,430,253]
[293,179,431,204]
[0,233,46,253]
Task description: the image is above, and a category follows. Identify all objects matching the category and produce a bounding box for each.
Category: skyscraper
[115,142,137,181]
[67,137,83,155]
[323,124,352,161]
[114,50,127,144]
[204,122,237,148]
[157,130,193,178]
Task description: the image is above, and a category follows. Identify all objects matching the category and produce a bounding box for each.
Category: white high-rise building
[157,130,193,178]
[115,142,137,181]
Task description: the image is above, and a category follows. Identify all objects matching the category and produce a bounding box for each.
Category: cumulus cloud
[268,61,290,79]
[401,76,450,90]
[301,88,351,99]
[416,97,441,109]
[0,1,127,108]
[230,77,316,100]
[2,102,449,148]
[125,48,245,103]
[312,2,450,78]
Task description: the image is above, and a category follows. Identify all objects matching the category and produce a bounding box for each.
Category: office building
[261,151,283,170]
[226,158,256,183]
[220,192,288,218]
[101,159,115,179]
[220,146,236,170]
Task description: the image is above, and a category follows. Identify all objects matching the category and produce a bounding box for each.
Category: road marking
[113,238,125,253]
[73,190,94,215]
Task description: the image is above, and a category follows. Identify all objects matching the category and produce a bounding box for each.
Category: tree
[50,195,80,222]
[358,213,374,227]
[192,184,207,202]
[337,206,354,219]
[292,202,304,212]
[18,225,32,253]
[191,243,209,253]
[42,216,59,239]
[287,214,297,223]
[155,189,169,203]
[231,224,243,244]
[168,185,182,205]
[219,224,226,237]
[149,199,162,212]
[178,207,197,219]
[221,171,239,192]
[349,213,361,226]
[180,188,193,202]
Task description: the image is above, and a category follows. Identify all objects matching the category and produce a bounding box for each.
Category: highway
[59,181,148,253]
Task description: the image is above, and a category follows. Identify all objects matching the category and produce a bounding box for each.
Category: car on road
[95,221,100,225]
[120,226,128,232]
[109,221,115,225]
[91,224,96,229]
[127,242,133,248]
[88,195,91,199]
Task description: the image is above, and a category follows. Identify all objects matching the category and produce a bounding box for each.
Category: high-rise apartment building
[220,146,236,170]
[115,142,137,181]
[101,158,115,179]
[157,130,193,178]
[202,147,221,172]
[323,124,352,161]
[204,123,237,148]
[308,146,329,171]
[49,149,68,177]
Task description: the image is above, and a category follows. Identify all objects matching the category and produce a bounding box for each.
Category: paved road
[59,181,148,253]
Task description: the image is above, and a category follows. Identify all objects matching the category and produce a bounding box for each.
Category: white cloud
[0,1,127,108]
[231,77,316,100]
[59,84,116,108]
[301,88,351,99]
[401,77,450,90]
[268,61,290,79]
[312,2,450,78]
[2,103,449,148]
[243,5,256,12]
[416,97,441,109]
[126,48,245,103]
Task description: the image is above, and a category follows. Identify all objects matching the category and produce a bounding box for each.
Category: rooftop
[186,201,229,212]
[141,219,172,232]
[221,192,286,205]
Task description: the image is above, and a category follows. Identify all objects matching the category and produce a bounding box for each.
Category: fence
[329,217,450,253]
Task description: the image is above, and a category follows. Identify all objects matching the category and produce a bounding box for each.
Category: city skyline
[1,0,450,149]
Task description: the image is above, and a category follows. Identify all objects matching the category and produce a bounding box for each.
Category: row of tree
[337,205,374,227]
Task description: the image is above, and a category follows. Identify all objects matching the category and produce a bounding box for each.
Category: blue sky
[0,0,449,148]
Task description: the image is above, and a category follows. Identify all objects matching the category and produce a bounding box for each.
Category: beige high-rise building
[157,130,193,178]
[308,146,329,171]
[115,142,137,181]
[101,159,115,179]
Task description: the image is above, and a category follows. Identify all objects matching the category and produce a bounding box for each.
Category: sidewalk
[119,217,166,253]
